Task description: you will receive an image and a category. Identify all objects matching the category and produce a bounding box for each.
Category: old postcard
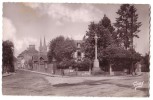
[2,2,150,97]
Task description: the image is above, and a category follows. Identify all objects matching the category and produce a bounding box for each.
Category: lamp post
[92,33,101,74]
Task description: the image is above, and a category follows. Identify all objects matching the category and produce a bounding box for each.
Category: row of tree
[83,4,142,58]
[82,4,143,73]
[47,4,149,73]
[2,4,149,74]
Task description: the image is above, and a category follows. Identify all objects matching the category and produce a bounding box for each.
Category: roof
[17,48,38,58]
[32,53,48,61]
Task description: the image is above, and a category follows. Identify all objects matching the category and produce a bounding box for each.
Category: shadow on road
[53,78,149,93]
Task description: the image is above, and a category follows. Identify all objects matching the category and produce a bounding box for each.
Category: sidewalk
[2,73,13,77]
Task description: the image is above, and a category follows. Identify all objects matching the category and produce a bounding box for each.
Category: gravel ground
[2,70,149,97]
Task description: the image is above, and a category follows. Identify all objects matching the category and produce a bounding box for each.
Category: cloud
[47,4,103,22]
[3,17,20,56]
[3,17,37,56]
[3,17,16,41]
[23,2,42,9]
[23,3,104,23]
[73,34,84,40]
[55,20,63,26]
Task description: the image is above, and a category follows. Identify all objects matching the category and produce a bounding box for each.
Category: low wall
[33,64,53,74]
[17,62,130,76]
[63,69,91,76]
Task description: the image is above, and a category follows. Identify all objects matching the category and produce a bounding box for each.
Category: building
[73,40,85,62]
[32,37,48,66]
[17,37,48,70]
[17,38,86,74]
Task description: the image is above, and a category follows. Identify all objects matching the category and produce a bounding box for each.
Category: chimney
[29,45,35,50]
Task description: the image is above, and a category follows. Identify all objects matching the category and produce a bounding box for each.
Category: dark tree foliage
[83,13,142,72]
[83,15,115,60]
[76,58,92,71]
[142,53,150,72]
[2,40,15,73]
[102,14,111,28]
[58,58,92,71]
[82,22,97,60]
[48,36,76,63]
[58,58,74,69]
[100,44,142,72]
[101,14,115,33]
[114,4,142,49]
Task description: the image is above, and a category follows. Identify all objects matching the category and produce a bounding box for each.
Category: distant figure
[45,64,48,72]
[61,68,64,76]
[133,61,142,76]
[135,62,142,75]
[21,59,25,69]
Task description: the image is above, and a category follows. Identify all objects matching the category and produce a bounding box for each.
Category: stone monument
[92,33,101,74]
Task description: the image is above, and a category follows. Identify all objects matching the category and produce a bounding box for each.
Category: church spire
[44,36,46,47]
[43,36,47,52]
[39,38,42,52]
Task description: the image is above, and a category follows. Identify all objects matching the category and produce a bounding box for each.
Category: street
[2,70,149,97]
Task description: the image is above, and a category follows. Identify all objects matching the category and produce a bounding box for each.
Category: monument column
[92,33,101,74]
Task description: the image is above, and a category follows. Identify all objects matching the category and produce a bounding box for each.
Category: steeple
[44,36,46,47]
[43,36,47,52]
[39,38,42,52]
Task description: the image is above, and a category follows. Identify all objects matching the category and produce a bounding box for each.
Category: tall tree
[83,14,141,72]
[48,36,76,63]
[2,40,15,73]
[114,4,142,49]
[83,15,115,60]
[101,14,115,34]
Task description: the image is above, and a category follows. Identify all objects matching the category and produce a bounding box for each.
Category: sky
[2,3,150,57]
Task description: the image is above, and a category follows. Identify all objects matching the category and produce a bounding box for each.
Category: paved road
[2,70,149,97]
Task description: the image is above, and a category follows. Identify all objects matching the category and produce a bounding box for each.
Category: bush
[76,58,92,71]
[57,58,92,71]
[57,58,76,69]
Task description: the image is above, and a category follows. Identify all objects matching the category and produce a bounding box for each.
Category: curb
[17,69,69,78]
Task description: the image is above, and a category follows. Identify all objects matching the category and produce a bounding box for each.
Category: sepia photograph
[2,2,150,97]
